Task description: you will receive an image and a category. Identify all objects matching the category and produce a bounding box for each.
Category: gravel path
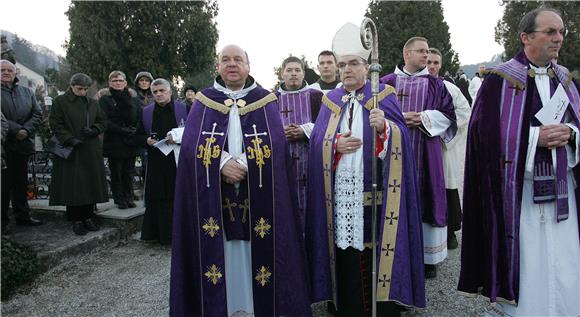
[2,231,490,317]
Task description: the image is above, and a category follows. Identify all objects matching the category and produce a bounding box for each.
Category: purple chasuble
[381,70,456,227]
[170,81,311,317]
[305,81,426,308]
[458,50,580,303]
[276,83,322,230]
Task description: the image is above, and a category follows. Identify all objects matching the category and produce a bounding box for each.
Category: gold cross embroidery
[202,217,220,237]
[239,198,250,223]
[222,198,237,222]
[204,264,223,285]
[254,217,271,238]
[244,124,271,188]
[255,265,272,287]
[196,122,224,187]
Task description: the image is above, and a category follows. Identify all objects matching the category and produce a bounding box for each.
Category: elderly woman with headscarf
[49,73,109,235]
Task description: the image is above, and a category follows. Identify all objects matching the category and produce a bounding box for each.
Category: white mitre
[332,22,370,60]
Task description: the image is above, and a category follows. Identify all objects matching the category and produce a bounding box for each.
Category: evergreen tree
[65,1,218,87]
[365,0,460,77]
[495,1,579,72]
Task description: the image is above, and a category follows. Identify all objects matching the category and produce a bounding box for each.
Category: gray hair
[69,73,93,86]
[150,78,171,90]
[0,59,16,70]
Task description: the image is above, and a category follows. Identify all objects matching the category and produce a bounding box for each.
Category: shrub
[1,237,40,299]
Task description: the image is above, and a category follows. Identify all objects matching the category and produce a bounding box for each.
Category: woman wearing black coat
[98,71,141,209]
[49,73,108,235]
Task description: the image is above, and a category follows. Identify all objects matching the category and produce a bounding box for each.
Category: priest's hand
[369,108,385,133]
[166,133,176,145]
[404,112,422,128]
[538,124,571,149]
[284,124,305,141]
[147,137,157,146]
[336,130,362,154]
[221,159,247,184]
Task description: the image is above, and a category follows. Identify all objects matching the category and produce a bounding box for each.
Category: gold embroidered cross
[255,266,272,287]
[202,217,220,237]
[244,124,271,188]
[254,217,271,238]
[197,122,224,187]
[239,198,249,223]
[222,198,237,222]
[204,264,223,285]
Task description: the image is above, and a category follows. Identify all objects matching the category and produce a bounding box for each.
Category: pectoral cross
[222,197,237,222]
[197,122,224,187]
[244,124,271,188]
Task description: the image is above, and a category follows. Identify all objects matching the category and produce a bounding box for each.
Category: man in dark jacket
[98,70,140,209]
[1,60,43,231]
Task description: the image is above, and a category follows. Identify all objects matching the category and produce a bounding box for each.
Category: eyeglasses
[529,27,568,38]
[110,79,125,83]
[406,49,429,55]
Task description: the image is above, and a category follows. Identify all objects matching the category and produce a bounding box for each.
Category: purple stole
[170,86,312,317]
[380,73,455,226]
[276,87,320,228]
[495,59,579,233]
[141,100,188,135]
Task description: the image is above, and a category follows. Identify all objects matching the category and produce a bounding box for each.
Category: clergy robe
[459,51,580,316]
[276,82,322,230]
[305,81,425,310]
[309,78,343,94]
[134,100,188,245]
[441,80,471,234]
[381,67,457,265]
[170,76,311,317]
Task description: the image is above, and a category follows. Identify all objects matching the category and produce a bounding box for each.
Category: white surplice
[488,65,580,317]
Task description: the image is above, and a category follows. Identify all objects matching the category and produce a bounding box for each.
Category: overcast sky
[0,0,504,89]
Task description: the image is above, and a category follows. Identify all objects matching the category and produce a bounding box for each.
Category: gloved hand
[120,126,136,135]
[80,127,100,138]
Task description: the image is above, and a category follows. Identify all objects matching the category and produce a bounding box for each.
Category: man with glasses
[381,37,457,279]
[170,44,311,317]
[459,7,579,316]
[1,59,43,233]
[306,23,425,316]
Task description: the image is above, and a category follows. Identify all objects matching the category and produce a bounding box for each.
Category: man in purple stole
[305,23,425,317]
[170,45,311,317]
[458,8,580,316]
[276,56,323,230]
[380,36,457,278]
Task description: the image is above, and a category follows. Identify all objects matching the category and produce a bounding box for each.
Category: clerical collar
[214,75,257,99]
[278,81,309,95]
[394,65,429,77]
[316,78,341,90]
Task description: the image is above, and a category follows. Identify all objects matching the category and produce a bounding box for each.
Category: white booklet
[535,84,570,125]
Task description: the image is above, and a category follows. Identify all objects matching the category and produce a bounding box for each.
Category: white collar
[394,65,429,77]
[213,78,257,100]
